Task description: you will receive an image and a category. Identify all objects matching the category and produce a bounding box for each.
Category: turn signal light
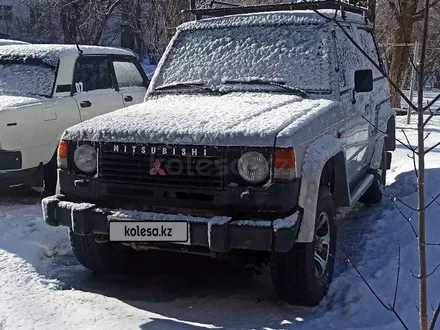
[274,149,296,180]
[57,140,68,169]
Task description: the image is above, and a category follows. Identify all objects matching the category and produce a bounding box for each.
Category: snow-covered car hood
[0,94,47,112]
[62,93,336,147]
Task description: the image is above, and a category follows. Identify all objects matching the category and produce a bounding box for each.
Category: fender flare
[296,135,345,243]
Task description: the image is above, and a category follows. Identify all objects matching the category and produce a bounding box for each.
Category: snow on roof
[0,39,30,46]
[0,44,135,67]
[178,9,367,31]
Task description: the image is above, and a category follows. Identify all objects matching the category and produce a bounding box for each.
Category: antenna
[75,41,83,54]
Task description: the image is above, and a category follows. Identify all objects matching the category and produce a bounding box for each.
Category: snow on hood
[0,94,46,112]
[62,93,335,146]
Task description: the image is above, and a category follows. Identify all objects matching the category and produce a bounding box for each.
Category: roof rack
[185,0,370,20]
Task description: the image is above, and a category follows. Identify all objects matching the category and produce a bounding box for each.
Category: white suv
[0,44,149,192]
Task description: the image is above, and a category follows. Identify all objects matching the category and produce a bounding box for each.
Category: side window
[73,57,114,93]
[357,28,382,78]
[335,26,364,89]
[113,60,145,88]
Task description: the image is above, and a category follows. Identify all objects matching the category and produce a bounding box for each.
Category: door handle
[125,96,133,102]
[80,100,92,108]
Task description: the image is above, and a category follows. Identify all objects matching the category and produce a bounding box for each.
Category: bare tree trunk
[388,0,418,109]
[417,0,430,328]
[368,0,376,26]
[93,0,123,45]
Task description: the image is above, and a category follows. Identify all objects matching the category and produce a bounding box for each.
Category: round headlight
[237,152,269,183]
[74,145,97,173]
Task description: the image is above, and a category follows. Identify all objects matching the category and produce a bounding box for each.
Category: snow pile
[61,92,335,146]
[153,21,334,93]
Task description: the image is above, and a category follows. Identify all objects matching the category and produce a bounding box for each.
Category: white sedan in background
[0,44,150,192]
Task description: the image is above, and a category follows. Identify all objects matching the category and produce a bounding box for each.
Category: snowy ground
[1,115,440,329]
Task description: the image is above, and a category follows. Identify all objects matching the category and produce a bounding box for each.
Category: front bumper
[42,194,302,253]
[0,165,43,187]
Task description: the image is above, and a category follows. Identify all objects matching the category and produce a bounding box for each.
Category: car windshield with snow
[42,2,396,307]
[153,22,332,95]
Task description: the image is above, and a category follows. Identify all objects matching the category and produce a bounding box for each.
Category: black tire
[359,171,383,204]
[43,152,57,195]
[270,186,337,306]
[69,230,137,274]
[359,145,386,205]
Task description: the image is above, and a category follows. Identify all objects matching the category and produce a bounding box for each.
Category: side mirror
[354,69,373,93]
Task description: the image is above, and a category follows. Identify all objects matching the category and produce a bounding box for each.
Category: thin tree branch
[424,192,440,209]
[334,224,409,330]
[425,141,440,154]
[390,198,418,237]
[429,303,440,330]
[362,116,417,152]
[423,93,440,111]
[402,129,419,177]
[395,196,419,212]
[392,245,401,309]
[407,153,419,178]
[410,262,440,279]
[413,0,440,21]
[423,107,440,128]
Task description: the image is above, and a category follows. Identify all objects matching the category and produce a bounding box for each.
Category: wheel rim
[314,211,331,279]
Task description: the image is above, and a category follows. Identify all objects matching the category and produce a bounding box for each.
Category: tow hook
[74,179,90,187]
[240,190,251,201]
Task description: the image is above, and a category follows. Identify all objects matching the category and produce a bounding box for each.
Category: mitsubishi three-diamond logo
[150,160,165,175]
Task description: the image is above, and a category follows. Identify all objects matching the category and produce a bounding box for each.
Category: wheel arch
[296,135,348,243]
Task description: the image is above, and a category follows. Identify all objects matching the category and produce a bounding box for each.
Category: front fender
[296,135,345,243]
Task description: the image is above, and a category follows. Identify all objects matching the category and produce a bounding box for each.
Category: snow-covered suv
[0,44,149,192]
[42,3,396,306]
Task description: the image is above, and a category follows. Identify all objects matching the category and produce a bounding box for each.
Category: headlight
[237,152,269,183]
[74,145,97,173]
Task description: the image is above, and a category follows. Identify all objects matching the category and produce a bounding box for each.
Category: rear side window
[357,28,382,79]
[73,57,114,93]
[113,60,145,89]
[335,26,363,89]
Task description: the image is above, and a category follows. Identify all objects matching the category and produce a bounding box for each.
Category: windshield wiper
[154,81,225,95]
[223,78,307,98]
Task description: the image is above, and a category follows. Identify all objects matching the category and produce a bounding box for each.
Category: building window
[0,5,12,21]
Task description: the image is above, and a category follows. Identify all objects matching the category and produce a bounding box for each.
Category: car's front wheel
[69,230,137,274]
[270,186,337,306]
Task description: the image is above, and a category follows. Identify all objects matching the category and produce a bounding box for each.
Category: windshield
[153,23,334,94]
[0,62,57,97]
